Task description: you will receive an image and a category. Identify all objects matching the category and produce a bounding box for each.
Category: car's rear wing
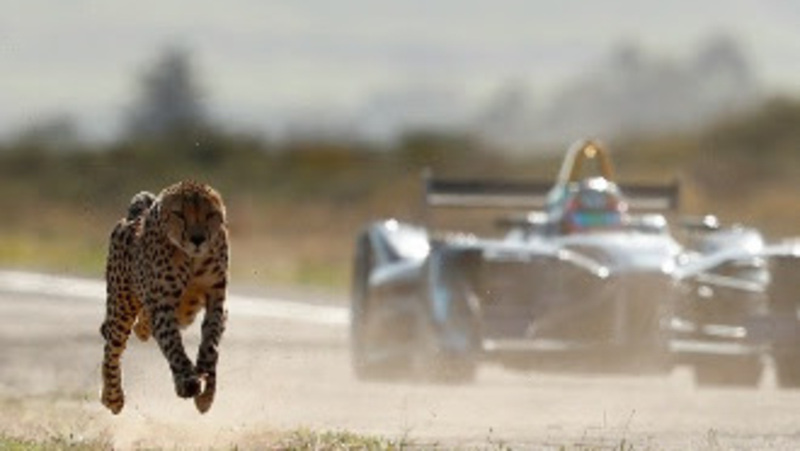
[425,177,553,210]
[424,173,680,212]
[621,182,681,211]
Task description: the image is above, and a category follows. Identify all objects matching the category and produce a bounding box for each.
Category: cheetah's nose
[190,234,206,246]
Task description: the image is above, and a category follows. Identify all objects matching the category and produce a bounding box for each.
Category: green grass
[0,430,672,450]
[0,434,109,451]
[0,430,411,451]
[0,232,106,277]
[270,429,413,450]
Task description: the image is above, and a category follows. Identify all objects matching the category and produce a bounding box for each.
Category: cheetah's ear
[126,191,156,220]
[206,188,226,222]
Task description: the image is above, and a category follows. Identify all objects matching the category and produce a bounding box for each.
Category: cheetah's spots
[100,181,229,415]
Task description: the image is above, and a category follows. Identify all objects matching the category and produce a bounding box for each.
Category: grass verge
[0,429,414,451]
[0,434,109,451]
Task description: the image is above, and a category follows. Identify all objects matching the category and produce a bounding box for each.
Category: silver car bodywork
[350,140,800,386]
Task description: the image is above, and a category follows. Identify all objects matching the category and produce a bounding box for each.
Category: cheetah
[100,181,229,414]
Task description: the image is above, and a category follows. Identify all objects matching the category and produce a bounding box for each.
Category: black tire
[350,232,387,380]
[352,235,480,384]
[411,253,480,384]
[768,257,800,389]
[694,356,763,388]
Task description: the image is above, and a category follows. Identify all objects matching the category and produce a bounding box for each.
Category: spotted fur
[100,181,229,414]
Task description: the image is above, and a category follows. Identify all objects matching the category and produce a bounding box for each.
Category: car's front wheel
[350,231,388,380]
[412,251,482,384]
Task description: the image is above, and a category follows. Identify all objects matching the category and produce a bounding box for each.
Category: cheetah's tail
[126,191,156,220]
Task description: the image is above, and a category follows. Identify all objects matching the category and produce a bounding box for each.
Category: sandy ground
[3,287,800,450]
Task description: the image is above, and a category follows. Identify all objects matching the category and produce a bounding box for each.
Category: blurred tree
[9,114,83,153]
[396,129,480,172]
[124,47,212,141]
[477,80,539,152]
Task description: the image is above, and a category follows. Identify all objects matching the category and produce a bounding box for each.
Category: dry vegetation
[1,97,799,290]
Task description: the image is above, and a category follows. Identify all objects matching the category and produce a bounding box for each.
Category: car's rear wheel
[774,354,800,389]
[767,256,800,389]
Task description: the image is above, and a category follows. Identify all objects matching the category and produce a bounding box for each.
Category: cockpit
[545,141,630,234]
[560,177,628,234]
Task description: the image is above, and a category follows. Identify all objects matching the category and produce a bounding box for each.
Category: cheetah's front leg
[148,296,202,399]
[194,284,227,413]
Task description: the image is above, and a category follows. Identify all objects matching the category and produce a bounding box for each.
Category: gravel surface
[2,287,800,450]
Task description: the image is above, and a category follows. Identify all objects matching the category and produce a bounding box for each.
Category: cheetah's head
[160,181,226,257]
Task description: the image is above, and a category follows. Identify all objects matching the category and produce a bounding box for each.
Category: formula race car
[350,140,800,386]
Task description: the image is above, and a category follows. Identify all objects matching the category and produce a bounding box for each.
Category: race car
[350,140,800,386]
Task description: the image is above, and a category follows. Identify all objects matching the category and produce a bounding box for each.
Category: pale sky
[2,0,800,140]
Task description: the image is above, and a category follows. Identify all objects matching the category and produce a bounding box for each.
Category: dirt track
[2,285,800,450]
